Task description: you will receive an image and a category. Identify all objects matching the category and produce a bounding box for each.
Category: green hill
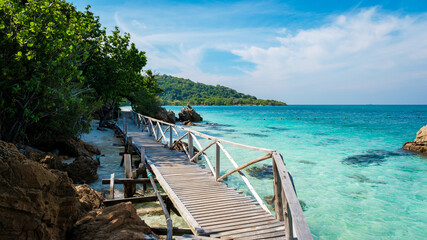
[156,75,286,106]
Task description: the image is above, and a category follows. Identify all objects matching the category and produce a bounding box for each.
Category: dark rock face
[64,156,99,184]
[403,125,427,154]
[178,105,203,122]
[69,202,160,240]
[37,136,100,157]
[155,107,176,124]
[0,140,81,240]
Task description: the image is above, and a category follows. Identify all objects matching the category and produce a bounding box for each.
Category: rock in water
[0,140,81,240]
[178,105,203,122]
[64,156,99,184]
[155,107,176,123]
[69,202,160,240]
[403,125,427,154]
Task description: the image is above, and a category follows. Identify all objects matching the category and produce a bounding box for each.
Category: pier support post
[169,127,173,149]
[188,133,194,159]
[123,154,136,198]
[215,143,220,180]
[273,160,284,221]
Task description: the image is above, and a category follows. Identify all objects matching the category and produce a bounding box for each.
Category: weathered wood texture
[118,111,311,239]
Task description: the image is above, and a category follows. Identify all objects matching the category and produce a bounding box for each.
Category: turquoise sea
[163,105,427,239]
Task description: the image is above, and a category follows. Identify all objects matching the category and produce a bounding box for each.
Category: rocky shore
[155,104,203,126]
[403,125,427,154]
[0,137,159,240]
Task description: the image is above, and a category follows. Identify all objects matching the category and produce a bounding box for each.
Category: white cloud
[113,7,427,104]
[231,8,427,103]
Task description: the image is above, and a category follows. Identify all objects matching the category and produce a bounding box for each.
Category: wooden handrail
[216,153,272,181]
[125,110,312,239]
[272,151,313,240]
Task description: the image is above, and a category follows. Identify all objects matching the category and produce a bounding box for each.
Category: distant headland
[156,75,287,106]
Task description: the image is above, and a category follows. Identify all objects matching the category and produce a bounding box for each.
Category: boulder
[75,184,104,213]
[64,156,98,184]
[37,136,100,157]
[69,202,160,240]
[155,107,176,124]
[178,105,203,122]
[403,125,427,154]
[18,145,65,170]
[0,140,81,240]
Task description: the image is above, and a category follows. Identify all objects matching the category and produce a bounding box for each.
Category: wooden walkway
[123,120,286,239]
[118,110,312,240]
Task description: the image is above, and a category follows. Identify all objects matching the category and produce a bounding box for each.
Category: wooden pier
[116,109,312,240]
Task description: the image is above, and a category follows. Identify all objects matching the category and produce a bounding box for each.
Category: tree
[0,0,100,143]
[130,70,163,116]
[83,27,147,126]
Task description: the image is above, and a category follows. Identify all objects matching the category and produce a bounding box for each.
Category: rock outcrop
[19,145,65,170]
[75,184,104,213]
[0,140,81,240]
[37,136,100,157]
[155,107,176,124]
[178,105,203,122]
[69,202,159,240]
[64,156,99,184]
[403,125,427,154]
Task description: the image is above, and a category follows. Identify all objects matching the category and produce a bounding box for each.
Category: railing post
[148,120,152,136]
[156,122,160,141]
[188,132,194,159]
[272,159,284,221]
[215,142,220,180]
[169,127,173,149]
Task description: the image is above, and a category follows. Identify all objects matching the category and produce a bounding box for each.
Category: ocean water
[163,105,427,239]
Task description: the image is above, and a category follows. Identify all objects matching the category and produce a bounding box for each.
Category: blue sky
[71,0,427,104]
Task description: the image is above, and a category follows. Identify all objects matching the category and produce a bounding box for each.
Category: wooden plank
[203,219,280,233]
[145,157,203,235]
[195,209,268,221]
[151,227,193,236]
[103,195,168,206]
[102,178,154,184]
[209,224,284,238]
[109,173,114,200]
[199,213,273,226]
[202,216,277,229]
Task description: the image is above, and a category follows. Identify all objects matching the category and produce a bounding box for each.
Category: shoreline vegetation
[157,75,287,106]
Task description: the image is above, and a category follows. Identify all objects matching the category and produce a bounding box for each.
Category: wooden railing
[123,110,312,240]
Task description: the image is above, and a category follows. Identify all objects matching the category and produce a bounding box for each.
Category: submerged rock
[0,140,81,240]
[155,107,176,124]
[403,125,427,154]
[342,149,410,166]
[178,105,203,122]
[69,202,160,240]
[245,164,274,179]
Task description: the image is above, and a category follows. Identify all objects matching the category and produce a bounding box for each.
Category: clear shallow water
[165,105,427,239]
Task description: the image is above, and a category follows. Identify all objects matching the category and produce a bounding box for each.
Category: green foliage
[157,75,287,106]
[130,70,164,116]
[83,26,147,103]
[0,0,101,142]
[0,0,157,143]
